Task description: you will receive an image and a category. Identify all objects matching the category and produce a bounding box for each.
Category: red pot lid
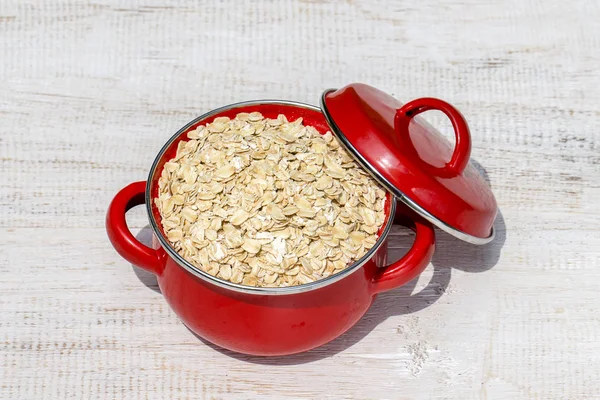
[320,83,497,244]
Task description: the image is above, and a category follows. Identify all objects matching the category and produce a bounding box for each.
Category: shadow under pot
[106,83,497,356]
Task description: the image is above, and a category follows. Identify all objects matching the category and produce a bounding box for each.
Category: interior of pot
[146,100,396,294]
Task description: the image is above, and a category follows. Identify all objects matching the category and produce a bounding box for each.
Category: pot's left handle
[106,181,165,276]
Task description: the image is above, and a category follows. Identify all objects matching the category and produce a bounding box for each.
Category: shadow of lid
[431,159,507,273]
[432,209,506,273]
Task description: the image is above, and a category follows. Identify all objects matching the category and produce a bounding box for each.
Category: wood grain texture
[1,0,599,399]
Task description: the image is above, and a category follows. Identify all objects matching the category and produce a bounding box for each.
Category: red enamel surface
[106,102,435,356]
[323,83,497,239]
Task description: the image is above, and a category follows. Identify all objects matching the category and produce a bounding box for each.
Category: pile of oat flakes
[155,112,386,287]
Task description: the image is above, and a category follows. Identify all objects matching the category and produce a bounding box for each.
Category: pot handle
[371,214,435,294]
[106,181,164,276]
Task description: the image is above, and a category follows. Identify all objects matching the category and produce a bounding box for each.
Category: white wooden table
[2,1,599,398]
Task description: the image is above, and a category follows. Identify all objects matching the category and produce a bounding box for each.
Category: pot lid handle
[395,98,472,175]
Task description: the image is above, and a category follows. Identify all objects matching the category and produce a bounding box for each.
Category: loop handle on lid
[394,98,472,175]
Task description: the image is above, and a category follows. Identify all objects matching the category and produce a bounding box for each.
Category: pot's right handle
[106,181,165,276]
[371,214,435,294]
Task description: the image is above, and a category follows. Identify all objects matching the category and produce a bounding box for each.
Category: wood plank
[1,0,599,398]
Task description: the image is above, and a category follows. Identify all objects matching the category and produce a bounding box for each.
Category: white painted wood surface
[1,0,599,398]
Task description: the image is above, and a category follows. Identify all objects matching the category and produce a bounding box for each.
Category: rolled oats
[155,112,386,287]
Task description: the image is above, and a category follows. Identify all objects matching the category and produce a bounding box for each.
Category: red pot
[106,101,436,356]
[107,82,498,356]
